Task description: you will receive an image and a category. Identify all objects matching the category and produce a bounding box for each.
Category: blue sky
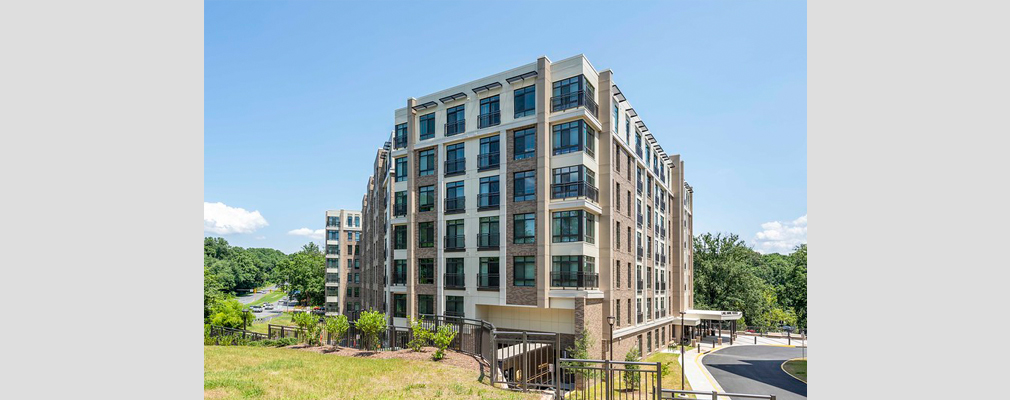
[205,0,806,255]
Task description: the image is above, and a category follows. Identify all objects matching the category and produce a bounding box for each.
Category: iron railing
[391,271,407,285]
[477,192,500,209]
[393,203,406,217]
[557,358,661,400]
[445,120,465,136]
[478,273,499,289]
[661,390,777,400]
[478,152,500,170]
[478,232,500,249]
[479,111,501,128]
[550,90,598,116]
[551,181,599,203]
[550,271,599,289]
[445,158,465,176]
[445,196,465,213]
[444,272,465,288]
[445,235,465,251]
[207,325,269,343]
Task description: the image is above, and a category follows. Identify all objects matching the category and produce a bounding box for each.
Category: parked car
[263,304,274,310]
[250,305,263,313]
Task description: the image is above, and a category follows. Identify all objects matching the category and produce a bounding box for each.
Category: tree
[623,347,642,389]
[273,243,325,306]
[204,264,227,320]
[324,315,350,348]
[208,299,248,329]
[356,310,387,351]
[693,233,773,327]
[291,311,323,346]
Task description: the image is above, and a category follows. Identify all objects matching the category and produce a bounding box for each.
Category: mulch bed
[288,344,484,371]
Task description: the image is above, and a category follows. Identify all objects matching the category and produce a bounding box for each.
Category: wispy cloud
[287,228,324,240]
[204,202,268,235]
[754,214,806,254]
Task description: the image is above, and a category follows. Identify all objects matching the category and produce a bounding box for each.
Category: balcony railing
[478,111,501,128]
[477,152,500,170]
[445,309,465,317]
[394,135,407,150]
[637,312,644,324]
[444,273,465,289]
[477,273,499,289]
[550,90,598,117]
[550,182,599,203]
[444,235,465,251]
[477,192,499,210]
[637,246,644,260]
[550,271,599,289]
[477,232,499,249]
[445,196,465,214]
[637,214,643,228]
[393,204,406,217]
[392,272,407,286]
[418,273,434,285]
[637,279,643,294]
[445,120,465,136]
[444,158,465,176]
[637,180,643,193]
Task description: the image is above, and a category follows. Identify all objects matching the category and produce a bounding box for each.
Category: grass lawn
[246,313,295,334]
[645,352,693,392]
[246,290,286,308]
[782,358,806,382]
[204,346,539,399]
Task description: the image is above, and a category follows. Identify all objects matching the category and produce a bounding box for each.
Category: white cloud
[204,202,269,235]
[287,228,324,240]
[754,214,807,254]
[254,236,266,240]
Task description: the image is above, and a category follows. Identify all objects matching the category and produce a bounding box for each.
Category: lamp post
[242,307,250,330]
[607,316,616,360]
[679,310,686,390]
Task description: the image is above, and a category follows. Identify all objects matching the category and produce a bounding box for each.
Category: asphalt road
[702,345,807,400]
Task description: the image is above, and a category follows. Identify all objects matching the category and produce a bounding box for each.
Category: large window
[419,185,434,212]
[551,255,597,288]
[479,95,500,128]
[446,104,465,135]
[419,149,435,176]
[514,256,535,287]
[326,245,340,255]
[326,258,339,269]
[513,127,535,160]
[327,216,339,227]
[551,75,596,115]
[417,294,434,316]
[551,165,597,200]
[514,170,536,201]
[394,123,407,149]
[327,230,339,240]
[445,295,464,317]
[394,191,407,217]
[478,176,499,209]
[552,120,595,157]
[418,258,434,284]
[418,222,434,248]
[445,143,465,176]
[478,216,499,248]
[445,219,464,250]
[395,157,407,182]
[393,225,406,249]
[393,260,406,285]
[445,180,464,213]
[393,294,406,318]
[612,104,619,133]
[514,213,535,244]
[419,112,435,140]
[479,135,500,170]
[445,258,464,288]
[551,210,596,243]
[514,85,536,118]
[479,257,499,288]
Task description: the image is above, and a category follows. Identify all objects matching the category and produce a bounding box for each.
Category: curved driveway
[702,345,806,400]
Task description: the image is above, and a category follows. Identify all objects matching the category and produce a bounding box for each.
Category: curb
[694,348,725,392]
[780,358,807,384]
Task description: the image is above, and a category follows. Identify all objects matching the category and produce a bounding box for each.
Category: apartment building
[324,209,363,316]
[358,55,738,359]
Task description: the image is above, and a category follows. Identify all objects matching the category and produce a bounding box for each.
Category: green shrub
[323,315,350,347]
[291,311,323,346]
[274,337,298,347]
[407,317,432,352]
[623,347,641,389]
[356,310,388,351]
[431,324,458,360]
[208,299,250,329]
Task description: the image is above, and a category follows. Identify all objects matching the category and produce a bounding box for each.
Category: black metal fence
[660,389,776,400]
[207,325,268,344]
[491,331,560,391]
[557,359,662,400]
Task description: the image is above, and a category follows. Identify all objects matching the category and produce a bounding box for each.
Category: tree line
[692,233,807,329]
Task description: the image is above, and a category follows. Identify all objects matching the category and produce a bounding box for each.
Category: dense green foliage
[291,311,323,346]
[272,243,326,306]
[208,298,251,329]
[693,233,807,328]
[623,346,641,389]
[407,317,432,352]
[356,310,387,351]
[431,324,458,361]
[204,237,286,294]
[324,315,350,347]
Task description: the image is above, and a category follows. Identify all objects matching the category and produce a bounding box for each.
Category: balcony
[417,273,434,285]
[444,273,465,289]
[444,158,465,176]
[637,214,643,228]
[550,90,598,117]
[550,271,599,289]
[637,279,643,294]
[637,312,644,324]
[393,203,406,218]
[445,309,465,317]
[444,235,465,252]
[392,272,406,286]
[477,192,499,210]
[394,135,407,150]
[477,232,499,250]
[478,111,501,129]
[637,246,644,260]
[445,196,465,214]
[477,152,500,170]
[550,182,599,203]
[477,273,499,290]
[445,120,465,136]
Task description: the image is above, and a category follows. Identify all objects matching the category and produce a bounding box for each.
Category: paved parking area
[702,345,806,400]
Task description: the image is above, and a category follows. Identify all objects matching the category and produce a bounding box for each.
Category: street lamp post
[679,310,686,390]
[606,316,616,360]
[242,307,250,330]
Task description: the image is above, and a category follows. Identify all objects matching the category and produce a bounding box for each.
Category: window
[395,157,407,182]
[514,256,535,287]
[616,299,621,326]
[445,180,464,213]
[445,143,465,176]
[418,258,434,284]
[479,257,499,288]
[326,272,340,284]
[478,135,500,170]
[326,258,339,269]
[445,219,464,250]
[551,210,595,243]
[514,213,535,244]
[394,123,407,149]
[327,216,339,227]
[326,245,340,255]
[394,191,407,217]
[417,294,434,316]
[635,132,643,157]
[418,222,434,248]
[355,216,360,227]
[514,170,536,201]
[551,165,597,201]
[446,104,465,135]
[612,104,619,132]
[393,294,406,318]
[514,85,536,118]
[393,225,406,249]
[393,260,407,284]
[513,127,535,160]
[419,149,435,176]
[551,255,597,288]
[327,230,339,240]
[478,176,499,209]
[419,112,435,140]
[419,185,434,212]
[552,120,595,157]
[615,260,621,287]
[445,295,464,317]
[445,258,464,288]
[479,216,499,248]
[551,75,595,114]
[615,221,621,249]
[347,244,353,254]
[479,95,500,128]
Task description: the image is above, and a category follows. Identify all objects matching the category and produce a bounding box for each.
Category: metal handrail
[550,90,598,116]
[444,273,465,288]
[550,181,599,203]
[661,389,776,400]
[445,196,465,213]
[444,158,465,175]
[478,111,500,128]
[477,192,499,209]
[444,235,465,250]
[477,152,500,169]
[445,120,465,136]
[477,232,499,248]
